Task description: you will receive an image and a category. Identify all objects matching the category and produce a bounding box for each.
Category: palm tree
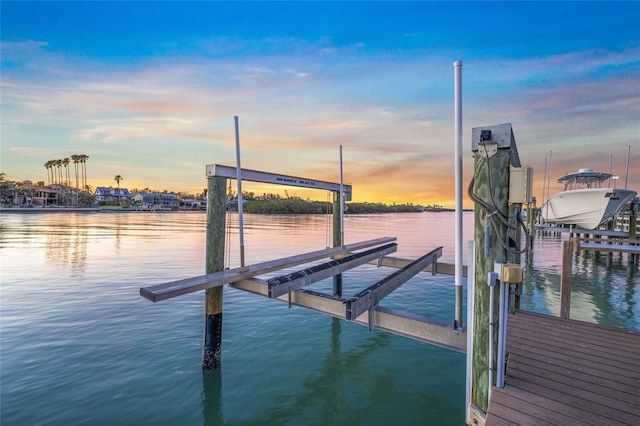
[114,175,123,206]
[71,155,80,189]
[78,155,84,189]
[44,161,52,185]
[80,154,89,191]
[63,157,70,186]
[49,160,55,184]
[56,158,64,185]
[52,159,59,184]
[48,160,55,184]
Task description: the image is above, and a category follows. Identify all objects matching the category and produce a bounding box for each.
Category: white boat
[541,168,636,230]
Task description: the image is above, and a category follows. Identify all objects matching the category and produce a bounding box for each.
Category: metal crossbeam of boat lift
[266,243,398,299]
[344,247,443,329]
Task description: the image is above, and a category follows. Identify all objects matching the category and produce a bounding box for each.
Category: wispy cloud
[2,21,638,204]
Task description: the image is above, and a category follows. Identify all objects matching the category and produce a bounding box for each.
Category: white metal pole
[542,157,547,206]
[234,116,245,267]
[497,283,509,388]
[465,241,476,424]
[624,145,630,189]
[545,150,552,221]
[454,60,463,330]
[487,272,497,399]
[339,145,345,246]
[608,154,613,187]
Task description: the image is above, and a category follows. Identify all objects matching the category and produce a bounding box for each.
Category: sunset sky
[2,2,638,208]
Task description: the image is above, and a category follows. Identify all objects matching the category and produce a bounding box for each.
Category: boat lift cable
[325,190,331,249]
[467,155,531,257]
[225,179,233,270]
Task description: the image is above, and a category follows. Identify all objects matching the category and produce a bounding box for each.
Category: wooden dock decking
[485,310,640,426]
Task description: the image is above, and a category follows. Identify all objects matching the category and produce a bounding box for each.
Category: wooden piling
[526,202,534,245]
[471,143,511,413]
[560,240,573,319]
[630,204,637,263]
[203,175,227,369]
[332,190,343,297]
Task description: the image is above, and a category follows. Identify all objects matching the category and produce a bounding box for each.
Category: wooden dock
[485,310,640,425]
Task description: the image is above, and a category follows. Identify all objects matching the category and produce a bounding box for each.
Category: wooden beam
[267,243,397,298]
[140,237,396,302]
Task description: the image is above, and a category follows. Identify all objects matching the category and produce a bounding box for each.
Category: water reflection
[44,217,89,276]
[201,370,223,426]
[198,316,400,425]
[523,235,639,330]
[2,211,635,426]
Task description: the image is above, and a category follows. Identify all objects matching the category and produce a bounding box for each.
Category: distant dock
[536,224,629,238]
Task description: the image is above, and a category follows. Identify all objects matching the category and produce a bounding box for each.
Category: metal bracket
[367,291,379,332]
[478,142,498,159]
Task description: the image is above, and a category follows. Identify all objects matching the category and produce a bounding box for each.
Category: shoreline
[0,206,101,213]
[1,205,467,214]
[0,206,202,213]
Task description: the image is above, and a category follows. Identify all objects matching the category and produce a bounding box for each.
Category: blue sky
[2,1,638,206]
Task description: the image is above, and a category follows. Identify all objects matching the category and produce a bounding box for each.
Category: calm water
[1,212,637,425]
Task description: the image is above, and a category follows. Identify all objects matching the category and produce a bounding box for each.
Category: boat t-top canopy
[558,168,612,189]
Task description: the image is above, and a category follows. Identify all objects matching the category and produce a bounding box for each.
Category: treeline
[243,198,330,214]
[346,202,424,214]
[236,195,440,214]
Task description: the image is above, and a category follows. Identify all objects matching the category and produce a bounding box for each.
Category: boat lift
[140,163,467,364]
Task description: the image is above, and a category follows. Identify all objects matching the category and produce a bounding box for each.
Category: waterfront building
[12,181,61,206]
[95,187,133,204]
[133,192,180,209]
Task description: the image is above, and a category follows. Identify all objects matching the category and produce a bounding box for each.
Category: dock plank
[507,311,640,355]
[507,352,640,393]
[506,333,640,376]
[507,355,639,406]
[490,381,628,426]
[485,310,640,426]
[488,387,584,426]
[505,376,635,425]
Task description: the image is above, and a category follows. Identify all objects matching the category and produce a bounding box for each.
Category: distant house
[14,181,60,206]
[160,193,179,208]
[133,192,180,209]
[180,198,202,210]
[49,184,79,206]
[95,187,132,204]
[133,192,158,206]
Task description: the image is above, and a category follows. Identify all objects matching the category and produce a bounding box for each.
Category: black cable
[467,153,531,257]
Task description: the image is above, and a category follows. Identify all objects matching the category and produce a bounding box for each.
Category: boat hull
[541,188,636,230]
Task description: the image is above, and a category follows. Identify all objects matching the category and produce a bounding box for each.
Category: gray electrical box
[509,166,534,204]
[471,123,521,167]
